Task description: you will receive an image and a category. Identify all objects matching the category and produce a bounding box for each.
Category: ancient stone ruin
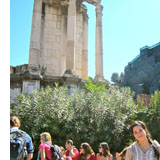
[29,0,104,80]
[121,42,160,94]
[10,0,105,99]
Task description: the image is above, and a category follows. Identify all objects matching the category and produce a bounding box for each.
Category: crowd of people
[10,116,160,160]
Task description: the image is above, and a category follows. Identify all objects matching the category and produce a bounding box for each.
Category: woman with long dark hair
[79,142,96,160]
[125,121,160,160]
[96,142,112,160]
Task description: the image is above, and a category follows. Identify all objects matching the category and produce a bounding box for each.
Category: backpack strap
[11,130,26,146]
[45,143,62,158]
[10,130,25,141]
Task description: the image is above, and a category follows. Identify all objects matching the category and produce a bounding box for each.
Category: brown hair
[130,121,159,159]
[10,116,21,128]
[40,132,52,142]
[80,142,94,160]
[99,142,111,157]
[66,139,73,145]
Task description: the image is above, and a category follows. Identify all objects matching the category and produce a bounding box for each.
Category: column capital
[96,4,103,15]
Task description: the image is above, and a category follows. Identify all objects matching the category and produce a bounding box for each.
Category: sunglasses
[98,146,102,148]
[79,146,83,149]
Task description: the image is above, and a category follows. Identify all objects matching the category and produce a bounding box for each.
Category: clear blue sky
[10,0,160,82]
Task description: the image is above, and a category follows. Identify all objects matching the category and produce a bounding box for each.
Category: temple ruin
[29,0,104,80]
[10,0,105,99]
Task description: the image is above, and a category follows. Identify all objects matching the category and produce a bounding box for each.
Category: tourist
[60,146,72,160]
[79,142,96,160]
[10,116,34,160]
[65,139,80,160]
[125,121,160,160]
[37,132,52,160]
[96,142,112,160]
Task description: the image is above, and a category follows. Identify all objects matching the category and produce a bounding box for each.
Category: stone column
[66,0,77,74]
[29,0,42,66]
[95,2,104,81]
[60,13,67,76]
[82,7,88,80]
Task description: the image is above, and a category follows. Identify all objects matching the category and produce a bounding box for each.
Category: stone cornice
[42,0,69,6]
[42,0,101,6]
[82,0,100,6]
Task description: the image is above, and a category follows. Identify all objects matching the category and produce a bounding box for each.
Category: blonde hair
[60,146,65,152]
[40,132,52,142]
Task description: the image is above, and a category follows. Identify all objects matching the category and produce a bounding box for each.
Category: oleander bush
[11,79,160,159]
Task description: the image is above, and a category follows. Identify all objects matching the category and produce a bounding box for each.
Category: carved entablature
[42,0,100,6]
[82,0,100,6]
[42,0,69,6]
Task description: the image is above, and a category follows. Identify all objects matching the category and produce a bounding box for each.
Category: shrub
[10,81,138,159]
[136,90,160,142]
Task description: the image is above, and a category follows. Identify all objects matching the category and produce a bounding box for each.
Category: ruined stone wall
[40,4,66,76]
[29,1,88,79]
[121,42,160,94]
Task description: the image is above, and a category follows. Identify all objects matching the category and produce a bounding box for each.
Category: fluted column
[66,0,77,74]
[29,0,42,66]
[95,2,104,81]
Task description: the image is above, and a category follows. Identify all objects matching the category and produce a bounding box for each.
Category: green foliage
[85,77,109,93]
[135,90,160,142]
[11,81,138,159]
[111,72,120,84]
[111,72,124,85]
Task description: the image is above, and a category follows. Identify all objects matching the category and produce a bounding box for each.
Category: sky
[10,0,160,82]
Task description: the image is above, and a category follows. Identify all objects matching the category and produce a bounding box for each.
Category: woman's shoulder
[126,142,137,155]
[90,153,96,159]
[108,154,112,158]
[107,154,112,160]
[39,143,46,148]
[152,140,160,147]
[91,153,96,157]
[127,142,136,149]
[152,140,160,151]
[96,153,100,157]
[96,153,100,160]
[39,142,51,148]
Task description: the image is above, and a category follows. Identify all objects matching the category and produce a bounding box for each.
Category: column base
[94,75,105,82]
[63,69,78,77]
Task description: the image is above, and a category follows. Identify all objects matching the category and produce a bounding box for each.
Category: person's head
[130,121,150,142]
[40,132,52,143]
[130,121,160,159]
[10,116,21,128]
[80,142,94,157]
[65,139,73,150]
[60,146,65,155]
[98,142,110,157]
